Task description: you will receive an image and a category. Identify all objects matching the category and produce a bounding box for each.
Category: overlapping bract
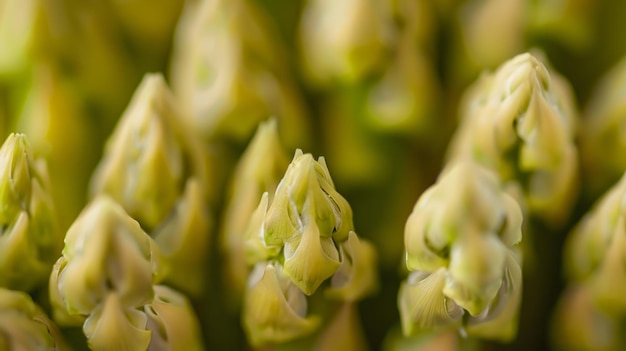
[242,150,378,346]
[398,161,523,341]
[448,53,578,226]
[0,133,59,291]
[49,196,204,351]
[90,73,211,296]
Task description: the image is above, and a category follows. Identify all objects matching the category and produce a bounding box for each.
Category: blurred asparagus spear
[448,52,579,227]
[553,171,626,350]
[170,0,310,150]
[0,287,69,350]
[299,0,392,86]
[220,119,289,306]
[0,133,59,292]
[398,160,523,342]
[446,0,598,90]
[14,64,94,232]
[299,0,442,272]
[106,0,184,70]
[580,56,626,199]
[90,73,212,296]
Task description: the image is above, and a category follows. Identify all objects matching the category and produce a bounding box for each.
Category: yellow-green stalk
[0,287,69,350]
[242,150,378,347]
[0,133,59,291]
[170,0,310,150]
[448,52,579,227]
[398,160,523,342]
[90,73,211,296]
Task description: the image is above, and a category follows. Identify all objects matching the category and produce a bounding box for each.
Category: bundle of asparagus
[1,0,626,350]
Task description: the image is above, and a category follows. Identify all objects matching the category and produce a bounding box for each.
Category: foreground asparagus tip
[50,196,165,349]
[263,150,355,295]
[241,149,378,346]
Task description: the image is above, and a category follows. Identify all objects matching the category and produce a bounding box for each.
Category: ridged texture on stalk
[0,133,59,291]
[90,73,211,296]
[398,160,523,341]
[170,0,310,150]
[0,287,68,351]
[242,150,378,346]
[448,52,578,227]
